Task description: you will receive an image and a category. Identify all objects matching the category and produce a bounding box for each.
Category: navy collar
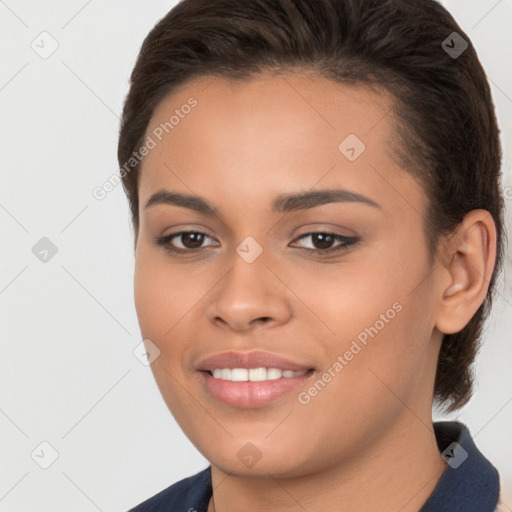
[420,421,500,511]
[129,421,500,511]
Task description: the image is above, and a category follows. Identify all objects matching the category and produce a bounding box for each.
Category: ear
[435,209,497,335]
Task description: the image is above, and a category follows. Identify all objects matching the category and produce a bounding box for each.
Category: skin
[133,70,496,512]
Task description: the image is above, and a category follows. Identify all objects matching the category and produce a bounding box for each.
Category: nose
[206,255,293,332]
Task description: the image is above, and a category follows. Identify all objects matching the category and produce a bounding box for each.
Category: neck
[208,416,447,512]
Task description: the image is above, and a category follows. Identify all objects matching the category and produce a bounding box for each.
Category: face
[134,71,444,477]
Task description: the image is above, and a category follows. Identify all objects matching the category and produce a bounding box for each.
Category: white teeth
[248,368,267,381]
[210,367,308,381]
[230,368,248,382]
[267,368,283,380]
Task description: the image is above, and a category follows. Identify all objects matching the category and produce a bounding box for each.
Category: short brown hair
[118,0,505,412]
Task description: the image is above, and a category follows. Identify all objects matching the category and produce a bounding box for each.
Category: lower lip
[200,371,313,408]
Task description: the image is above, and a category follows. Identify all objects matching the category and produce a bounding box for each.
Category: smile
[196,350,315,407]
[210,367,309,381]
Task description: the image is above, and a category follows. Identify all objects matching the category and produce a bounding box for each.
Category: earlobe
[435,210,497,335]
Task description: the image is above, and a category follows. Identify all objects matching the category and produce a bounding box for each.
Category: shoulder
[127,466,212,512]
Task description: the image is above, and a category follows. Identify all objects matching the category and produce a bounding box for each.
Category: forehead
[138,71,425,221]
[144,70,394,153]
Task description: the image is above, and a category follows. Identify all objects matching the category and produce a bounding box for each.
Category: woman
[118,0,506,510]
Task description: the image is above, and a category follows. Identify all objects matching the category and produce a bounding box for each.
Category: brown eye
[291,232,359,254]
[175,232,207,249]
[306,233,335,250]
[155,231,217,253]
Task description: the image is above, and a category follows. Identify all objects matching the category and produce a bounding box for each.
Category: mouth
[207,367,311,381]
[196,351,315,408]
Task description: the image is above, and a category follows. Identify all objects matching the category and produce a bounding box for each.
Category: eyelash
[154,230,359,256]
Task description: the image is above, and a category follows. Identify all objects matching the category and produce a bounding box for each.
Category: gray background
[1,1,511,510]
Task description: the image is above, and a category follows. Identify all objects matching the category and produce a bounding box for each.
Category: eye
[290,232,359,254]
[155,231,217,253]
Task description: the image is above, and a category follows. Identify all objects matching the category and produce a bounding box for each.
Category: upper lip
[196,350,313,372]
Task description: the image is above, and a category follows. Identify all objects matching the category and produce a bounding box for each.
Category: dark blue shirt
[128,421,501,511]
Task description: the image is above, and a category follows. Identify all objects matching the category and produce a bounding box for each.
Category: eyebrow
[144,188,381,215]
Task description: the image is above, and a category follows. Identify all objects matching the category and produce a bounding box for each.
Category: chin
[197,435,315,479]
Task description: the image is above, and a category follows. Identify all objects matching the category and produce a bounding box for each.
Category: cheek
[313,241,436,392]
[133,249,199,417]
[134,254,170,339]
[134,245,200,341]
